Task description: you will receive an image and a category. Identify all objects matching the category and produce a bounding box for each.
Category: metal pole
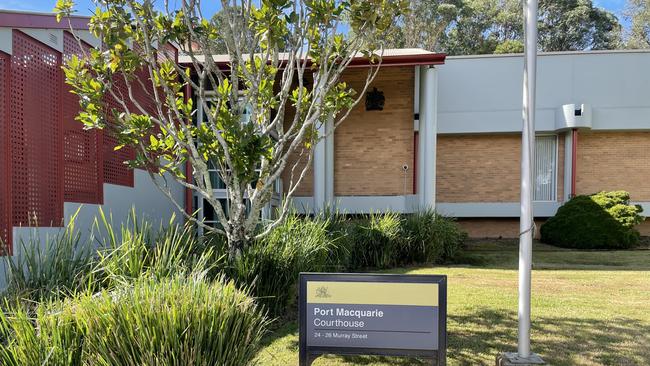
[519,0,538,359]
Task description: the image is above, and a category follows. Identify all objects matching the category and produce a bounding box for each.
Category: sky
[0,0,632,28]
[0,0,222,16]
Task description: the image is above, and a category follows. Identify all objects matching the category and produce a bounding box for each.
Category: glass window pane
[534,136,557,201]
[209,171,227,189]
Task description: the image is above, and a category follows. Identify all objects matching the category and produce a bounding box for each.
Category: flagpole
[518,0,537,358]
[497,0,545,364]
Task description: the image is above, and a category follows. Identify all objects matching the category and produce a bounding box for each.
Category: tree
[54,0,407,258]
[442,0,517,55]
[625,0,650,48]
[537,0,621,51]
[408,0,623,55]
[383,0,461,51]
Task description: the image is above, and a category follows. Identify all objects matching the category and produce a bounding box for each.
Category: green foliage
[2,208,218,306]
[0,209,465,355]
[218,214,337,318]
[0,275,268,366]
[2,212,94,302]
[541,191,645,249]
[493,39,524,54]
[55,0,409,252]
[94,209,221,288]
[625,0,650,49]
[0,300,85,366]
[205,211,465,318]
[401,210,466,264]
[387,0,623,54]
[340,212,404,270]
[332,211,466,270]
[382,0,462,51]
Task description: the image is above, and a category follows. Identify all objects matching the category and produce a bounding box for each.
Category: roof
[0,10,445,67]
[179,48,446,68]
[447,48,650,60]
[0,9,90,30]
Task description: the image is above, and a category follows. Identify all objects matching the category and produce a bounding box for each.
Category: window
[200,198,256,228]
[195,92,281,230]
[534,135,557,201]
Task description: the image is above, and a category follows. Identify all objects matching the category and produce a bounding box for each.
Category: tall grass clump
[402,210,466,264]
[94,209,220,287]
[341,212,404,270]
[219,214,337,318]
[332,210,466,270]
[0,275,268,366]
[2,212,94,302]
[0,300,85,365]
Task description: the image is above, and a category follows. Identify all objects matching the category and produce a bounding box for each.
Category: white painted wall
[2,170,184,288]
[438,50,650,134]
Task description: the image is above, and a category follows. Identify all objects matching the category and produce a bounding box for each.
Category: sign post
[299,273,447,366]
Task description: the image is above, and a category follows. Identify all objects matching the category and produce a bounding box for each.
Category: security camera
[402,164,409,172]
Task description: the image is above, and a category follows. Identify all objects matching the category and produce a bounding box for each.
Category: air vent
[49,33,58,45]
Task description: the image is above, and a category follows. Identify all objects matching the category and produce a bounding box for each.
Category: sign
[299,273,447,366]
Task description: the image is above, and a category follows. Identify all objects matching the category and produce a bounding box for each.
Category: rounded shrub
[0,275,269,366]
[540,191,645,249]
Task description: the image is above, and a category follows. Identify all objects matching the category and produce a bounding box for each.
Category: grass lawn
[255,241,650,366]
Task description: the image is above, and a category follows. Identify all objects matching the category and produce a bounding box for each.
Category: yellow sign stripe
[307,281,438,306]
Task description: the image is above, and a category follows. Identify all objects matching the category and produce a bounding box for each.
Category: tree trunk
[227,221,247,261]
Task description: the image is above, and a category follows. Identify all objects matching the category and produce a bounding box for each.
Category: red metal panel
[102,42,179,186]
[62,32,103,204]
[103,75,135,187]
[0,51,11,252]
[10,30,64,227]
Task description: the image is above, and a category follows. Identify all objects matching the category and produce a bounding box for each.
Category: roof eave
[0,10,90,30]
[346,53,447,68]
[179,53,447,68]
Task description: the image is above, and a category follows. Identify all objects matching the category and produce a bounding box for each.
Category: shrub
[0,275,268,366]
[94,209,219,288]
[340,212,404,270]
[540,191,645,249]
[219,214,337,318]
[335,211,466,270]
[401,210,466,264]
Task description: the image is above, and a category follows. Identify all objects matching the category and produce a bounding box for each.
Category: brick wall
[284,66,416,197]
[456,218,545,239]
[280,90,314,197]
[576,131,650,201]
[334,67,415,196]
[437,134,565,203]
[459,218,650,239]
[283,144,314,197]
[637,219,650,236]
[437,134,521,202]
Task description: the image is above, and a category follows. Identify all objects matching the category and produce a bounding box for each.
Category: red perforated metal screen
[10,30,63,227]
[62,32,104,203]
[103,75,135,187]
[0,51,11,251]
